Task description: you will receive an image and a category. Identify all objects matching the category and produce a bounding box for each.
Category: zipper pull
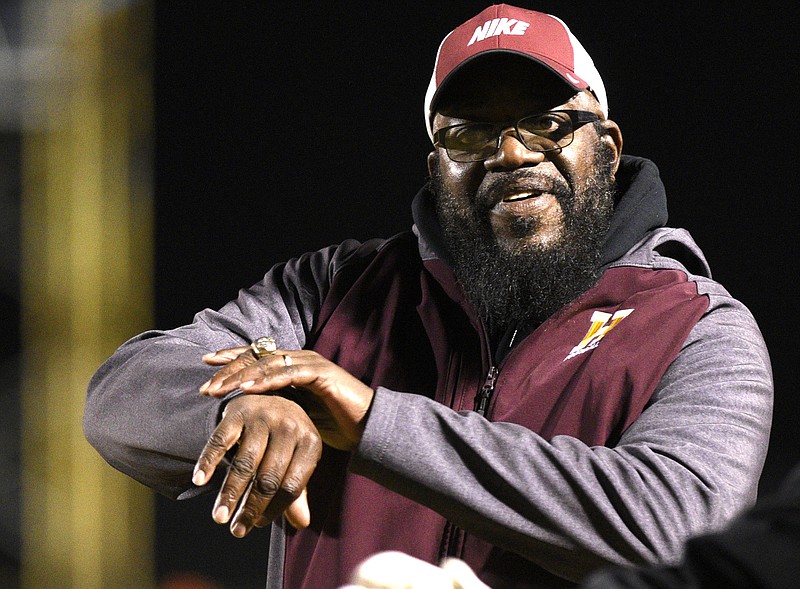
[475,366,498,416]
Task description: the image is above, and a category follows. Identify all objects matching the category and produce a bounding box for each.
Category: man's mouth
[481,175,560,208]
[478,173,569,218]
[502,191,543,203]
[491,189,558,217]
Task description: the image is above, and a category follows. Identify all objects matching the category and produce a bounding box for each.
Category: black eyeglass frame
[432,109,601,163]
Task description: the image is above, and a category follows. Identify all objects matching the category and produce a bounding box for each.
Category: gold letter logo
[565,309,633,360]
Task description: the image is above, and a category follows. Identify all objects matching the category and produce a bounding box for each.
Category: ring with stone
[251,336,278,359]
[283,354,293,367]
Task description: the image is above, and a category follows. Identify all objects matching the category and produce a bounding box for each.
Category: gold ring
[251,337,277,359]
[283,355,293,367]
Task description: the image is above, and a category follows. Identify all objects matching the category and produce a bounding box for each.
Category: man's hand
[200,346,375,451]
[192,394,322,537]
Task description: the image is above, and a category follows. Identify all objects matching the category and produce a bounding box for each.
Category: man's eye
[521,114,565,136]
[448,125,493,147]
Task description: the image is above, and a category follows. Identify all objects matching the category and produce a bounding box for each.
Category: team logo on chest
[565,309,634,361]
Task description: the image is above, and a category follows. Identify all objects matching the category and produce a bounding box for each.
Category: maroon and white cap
[424,4,608,140]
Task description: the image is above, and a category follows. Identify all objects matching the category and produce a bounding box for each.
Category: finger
[203,351,301,398]
[200,349,258,395]
[228,421,320,536]
[202,345,251,365]
[254,487,310,529]
[205,351,316,397]
[192,413,243,488]
[283,488,311,529]
[212,427,269,526]
[228,478,255,533]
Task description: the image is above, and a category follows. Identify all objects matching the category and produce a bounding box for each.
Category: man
[84,5,773,588]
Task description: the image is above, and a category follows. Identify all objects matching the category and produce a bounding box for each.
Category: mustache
[477,171,572,209]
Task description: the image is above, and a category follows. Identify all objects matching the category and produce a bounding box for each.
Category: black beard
[431,145,617,337]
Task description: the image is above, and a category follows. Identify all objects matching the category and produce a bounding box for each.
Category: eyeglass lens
[440,111,583,162]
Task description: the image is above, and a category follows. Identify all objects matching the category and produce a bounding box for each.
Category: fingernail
[240,381,255,389]
[199,380,210,394]
[192,468,206,486]
[213,505,229,524]
[231,522,246,538]
[202,352,216,361]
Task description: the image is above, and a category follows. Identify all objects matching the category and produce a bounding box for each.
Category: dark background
[152,3,799,587]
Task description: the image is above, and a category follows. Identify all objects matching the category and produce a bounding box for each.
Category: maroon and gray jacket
[84,156,773,588]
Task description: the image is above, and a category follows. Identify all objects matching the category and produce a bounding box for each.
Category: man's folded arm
[83,242,364,498]
[351,305,773,581]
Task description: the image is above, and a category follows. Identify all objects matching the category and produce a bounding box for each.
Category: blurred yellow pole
[20,1,155,588]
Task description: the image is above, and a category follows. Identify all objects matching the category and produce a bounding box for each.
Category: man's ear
[427,151,439,178]
[599,119,623,175]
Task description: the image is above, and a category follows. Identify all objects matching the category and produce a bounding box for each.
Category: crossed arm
[193,345,375,537]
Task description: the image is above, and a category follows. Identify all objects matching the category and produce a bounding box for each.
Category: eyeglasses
[432,110,600,163]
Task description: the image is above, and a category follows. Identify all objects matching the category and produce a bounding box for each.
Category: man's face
[427,58,623,332]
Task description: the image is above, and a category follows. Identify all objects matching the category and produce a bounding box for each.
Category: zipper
[440,324,511,558]
[475,365,498,416]
[441,366,497,559]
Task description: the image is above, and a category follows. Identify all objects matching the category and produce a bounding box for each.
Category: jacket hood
[412,154,694,271]
[601,155,668,266]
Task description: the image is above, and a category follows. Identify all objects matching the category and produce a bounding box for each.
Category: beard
[431,142,617,337]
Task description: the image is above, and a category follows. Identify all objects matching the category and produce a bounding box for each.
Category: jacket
[84,155,773,588]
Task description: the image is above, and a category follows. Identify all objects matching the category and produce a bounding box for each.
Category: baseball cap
[424,4,608,140]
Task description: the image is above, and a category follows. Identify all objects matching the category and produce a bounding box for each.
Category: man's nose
[483,130,546,171]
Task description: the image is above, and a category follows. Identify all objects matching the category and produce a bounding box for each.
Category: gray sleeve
[351,298,773,582]
[83,241,365,500]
